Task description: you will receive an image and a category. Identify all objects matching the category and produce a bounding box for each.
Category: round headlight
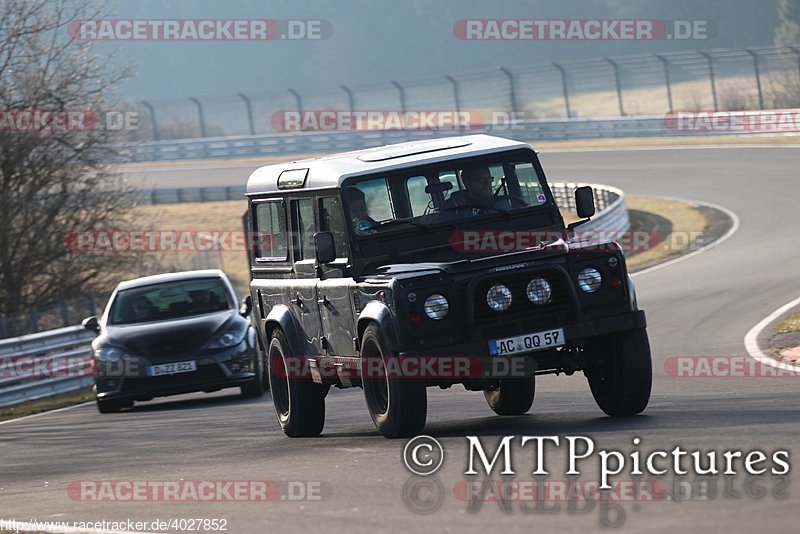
[424,294,449,320]
[486,285,513,312]
[526,278,552,304]
[578,267,602,293]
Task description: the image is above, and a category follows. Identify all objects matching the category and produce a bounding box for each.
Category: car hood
[100,310,238,358]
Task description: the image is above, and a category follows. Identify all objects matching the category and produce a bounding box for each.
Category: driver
[441,166,495,215]
[346,187,377,233]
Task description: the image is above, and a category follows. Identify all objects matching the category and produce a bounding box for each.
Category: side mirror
[575,186,596,219]
[82,316,100,334]
[240,295,253,317]
[314,232,336,265]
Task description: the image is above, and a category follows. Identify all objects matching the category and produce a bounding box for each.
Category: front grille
[472,269,572,337]
[148,341,188,356]
[122,364,225,392]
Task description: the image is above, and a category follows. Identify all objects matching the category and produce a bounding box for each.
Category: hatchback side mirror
[314,232,336,265]
[82,316,100,334]
[575,186,596,219]
[240,295,253,317]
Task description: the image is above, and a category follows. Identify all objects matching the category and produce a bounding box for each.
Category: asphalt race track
[2,145,800,533]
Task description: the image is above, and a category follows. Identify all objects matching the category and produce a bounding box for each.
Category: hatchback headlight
[97,346,127,362]
[205,328,247,349]
[487,285,512,312]
[526,278,552,304]
[424,294,449,320]
[578,267,602,293]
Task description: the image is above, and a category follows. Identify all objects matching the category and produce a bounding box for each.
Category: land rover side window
[253,200,288,260]
[320,196,348,258]
[346,179,394,225]
[406,175,433,216]
[512,162,548,207]
[291,198,315,260]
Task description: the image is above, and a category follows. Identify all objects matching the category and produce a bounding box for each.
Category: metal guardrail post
[699,51,719,112]
[552,63,572,119]
[391,81,407,114]
[141,100,159,141]
[498,66,518,114]
[655,54,674,113]
[745,49,765,110]
[606,58,625,116]
[789,47,800,84]
[188,97,207,137]
[444,75,461,114]
[237,93,256,135]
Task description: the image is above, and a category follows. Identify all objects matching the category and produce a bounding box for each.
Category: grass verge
[0,387,93,423]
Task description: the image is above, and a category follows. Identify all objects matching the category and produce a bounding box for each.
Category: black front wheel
[584,328,652,416]
[96,397,132,414]
[361,324,427,438]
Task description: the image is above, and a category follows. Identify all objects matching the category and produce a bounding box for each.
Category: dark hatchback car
[83,270,267,413]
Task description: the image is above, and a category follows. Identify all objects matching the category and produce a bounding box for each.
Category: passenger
[346,187,377,232]
[132,296,157,320]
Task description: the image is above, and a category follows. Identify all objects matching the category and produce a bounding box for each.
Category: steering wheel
[490,195,528,210]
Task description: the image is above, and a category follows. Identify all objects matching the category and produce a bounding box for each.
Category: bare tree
[0,0,137,319]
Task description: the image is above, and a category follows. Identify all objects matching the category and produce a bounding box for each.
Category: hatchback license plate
[488,328,565,357]
[147,360,197,376]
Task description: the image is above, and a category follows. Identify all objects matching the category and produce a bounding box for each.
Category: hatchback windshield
[344,155,548,235]
[109,278,232,325]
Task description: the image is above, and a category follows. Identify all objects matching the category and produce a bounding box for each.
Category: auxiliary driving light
[487,285,513,312]
[526,278,552,304]
[578,267,602,293]
[423,294,449,320]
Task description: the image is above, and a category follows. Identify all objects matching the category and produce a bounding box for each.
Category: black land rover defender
[245,135,651,438]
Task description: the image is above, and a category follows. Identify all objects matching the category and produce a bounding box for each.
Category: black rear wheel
[484,377,535,415]
[268,328,326,437]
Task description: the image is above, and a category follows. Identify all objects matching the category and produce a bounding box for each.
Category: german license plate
[488,328,565,357]
[147,360,197,376]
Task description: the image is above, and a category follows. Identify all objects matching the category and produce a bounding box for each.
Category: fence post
[699,51,719,112]
[655,54,674,113]
[237,93,256,135]
[391,80,406,114]
[605,58,625,116]
[60,299,70,327]
[498,66,518,114]
[28,307,39,333]
[789,46,800,84]
[444,75,461,114]
[745,49,765,110]
[552,63,572,118]
[0,315,6,338]
[141,100,159,141]
[188,97,207,137]
[88,294,97,317]
[288,88,303,116]
[340,85,355,114]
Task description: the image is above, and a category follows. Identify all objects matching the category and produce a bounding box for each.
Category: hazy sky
[84,0,781,105]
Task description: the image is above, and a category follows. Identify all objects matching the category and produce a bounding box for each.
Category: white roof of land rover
[246,134,531,195]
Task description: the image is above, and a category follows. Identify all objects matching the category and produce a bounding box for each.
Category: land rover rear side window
[254,200,288,260]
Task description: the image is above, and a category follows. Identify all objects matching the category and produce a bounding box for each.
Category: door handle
[317,295,330,306]
[292,294,303,306]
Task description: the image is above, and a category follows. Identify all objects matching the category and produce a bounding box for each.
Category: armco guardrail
[0,325,95,408]
[120,116,697,163]
[0,183,627,408]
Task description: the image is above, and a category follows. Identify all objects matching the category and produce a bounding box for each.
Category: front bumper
[94,345,257,402]
[398,309,646,360]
